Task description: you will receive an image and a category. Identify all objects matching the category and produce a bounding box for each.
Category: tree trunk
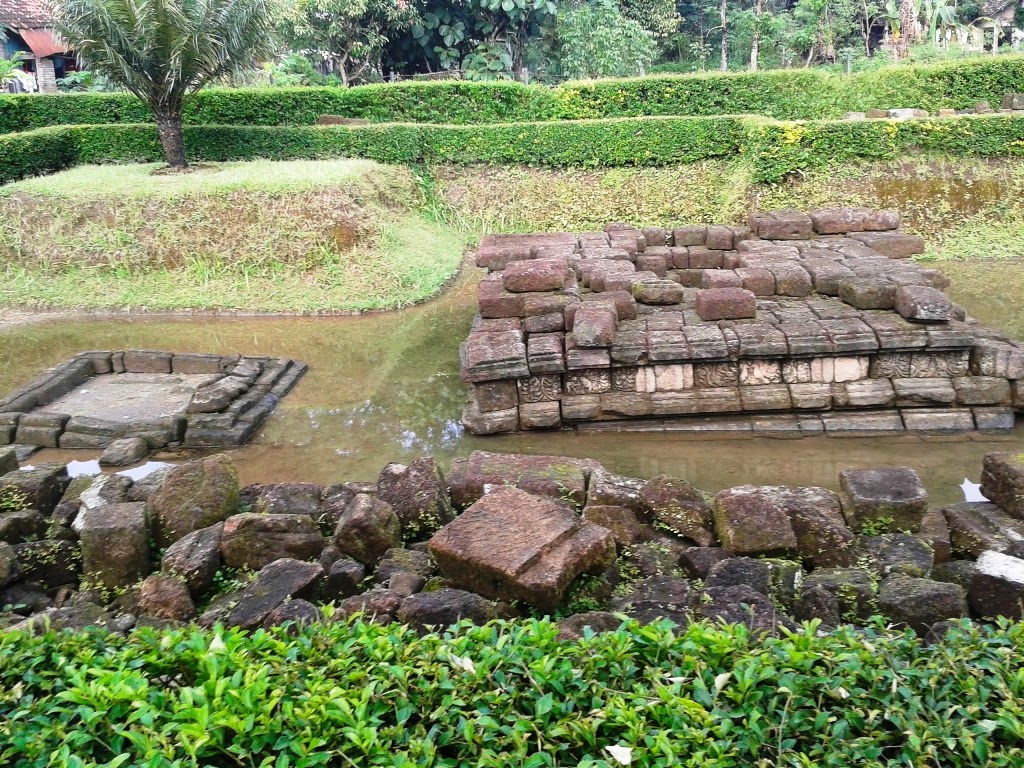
[750,0,764,70]
[863,0,871,55]
[898,0,915,58]
[154,110,187,169]
[719,0,728,71]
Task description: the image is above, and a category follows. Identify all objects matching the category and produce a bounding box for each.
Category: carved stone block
[782,359,813,384]
[738,360,783,386]
[911,351,970,378]
[517,375,562,403]
[565,370,612,395]
[870,352,913,378]
[694,362,739,388]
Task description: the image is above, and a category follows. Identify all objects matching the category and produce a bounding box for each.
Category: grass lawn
[0,160,468,313]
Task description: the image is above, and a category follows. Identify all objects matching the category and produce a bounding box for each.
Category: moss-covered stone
[148,453,239,548]
[980,452,1024,520]
[878,574,967,634]
[640,475,715,547]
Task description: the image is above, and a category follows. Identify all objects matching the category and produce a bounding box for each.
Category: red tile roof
[0,0,53,29]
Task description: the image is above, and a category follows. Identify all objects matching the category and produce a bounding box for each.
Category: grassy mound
[2,616,1022,766]
[434,157,1024,264]
[0,160,467,313]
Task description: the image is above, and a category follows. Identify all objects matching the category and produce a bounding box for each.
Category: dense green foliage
[2,55,1021,134]
[4,112,1022,185]
[554,0,656,79]
[0,127,79,185]
[2,617,1024,766]
[0,116,743,184]
[556,55,1024,119]
[745,113,1024,181]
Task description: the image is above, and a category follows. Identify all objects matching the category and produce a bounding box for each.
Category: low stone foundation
[460,208,1023,435]
[0,350,307,450]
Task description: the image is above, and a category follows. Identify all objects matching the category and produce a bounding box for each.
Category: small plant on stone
[0,486,29,514]
[209,566,251,598]
[859,516,896,536]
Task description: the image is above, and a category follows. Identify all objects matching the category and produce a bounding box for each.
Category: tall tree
[283,0,417,85]
[719,0,729,69]
[55,0,278,168]
[556,0,655,78]
[749,0,765,68]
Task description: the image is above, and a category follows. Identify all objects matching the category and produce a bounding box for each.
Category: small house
[1,0,76,92]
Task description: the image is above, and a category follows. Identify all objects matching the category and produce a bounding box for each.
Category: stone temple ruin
[460,208,1024,436]
[0,350,307,452]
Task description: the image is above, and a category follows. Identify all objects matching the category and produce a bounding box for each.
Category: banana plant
[0,53,25,86]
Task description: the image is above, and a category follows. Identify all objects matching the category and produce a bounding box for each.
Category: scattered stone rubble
[460,208,1023,436]
[4,444,1024,641]
[842,94,1024,120]
[0,350,307,455]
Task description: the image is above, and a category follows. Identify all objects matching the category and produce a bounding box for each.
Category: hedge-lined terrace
[0,55,1022,133]
[4,113,1023,187]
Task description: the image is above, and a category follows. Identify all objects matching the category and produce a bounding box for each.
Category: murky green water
[2,260,1021,506]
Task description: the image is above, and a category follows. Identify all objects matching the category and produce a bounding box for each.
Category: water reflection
[2,260,1022,507]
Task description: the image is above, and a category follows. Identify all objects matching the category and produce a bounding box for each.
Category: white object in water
[961,478,988,503]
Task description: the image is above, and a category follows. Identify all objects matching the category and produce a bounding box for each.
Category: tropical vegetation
[3,616,1024,766]
[53,0,279,166]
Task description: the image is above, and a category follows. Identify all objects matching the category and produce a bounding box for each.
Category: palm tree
[55,0,279,168]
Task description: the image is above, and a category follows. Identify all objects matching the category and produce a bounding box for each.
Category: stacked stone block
[0,350,308,450]
[461,208,1023,435]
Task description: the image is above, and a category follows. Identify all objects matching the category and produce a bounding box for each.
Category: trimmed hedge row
[2,56,1022,133]
[558,55,1024,120]
[3,113,1023,186]
[745,113,1024,182]
[2,617,1024,767]
[0,116,745,185]
[0,81,562,134]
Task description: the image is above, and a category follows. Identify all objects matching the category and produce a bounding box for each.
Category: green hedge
[0,116,746,184]
[3,113,1023,186]
[2,56,1022,134]
[2,617,1024,767]
[558,56,1024,121]
[0,127,78,183]
[745,113,1024,182]
[0,80,561,134]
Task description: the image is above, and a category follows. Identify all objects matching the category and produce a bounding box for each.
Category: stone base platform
[571,407,1015,436]
[0,350,307,450]
[460,208,1024,436]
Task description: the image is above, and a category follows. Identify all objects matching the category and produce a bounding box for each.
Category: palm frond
[54,0,280,111]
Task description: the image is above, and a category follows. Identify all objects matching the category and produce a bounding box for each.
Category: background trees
[54,0,1023,106]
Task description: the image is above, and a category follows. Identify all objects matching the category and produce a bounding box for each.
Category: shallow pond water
[2,260,1021,507]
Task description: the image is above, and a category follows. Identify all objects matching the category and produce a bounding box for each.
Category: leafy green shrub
[0,80,562,134]
[0,116,746,184]
[0,127,78,185]
[556,56,1024,120]
[744,114,1024,182]
[3,113,1023,186]
[2,616,1023,766]
[2,55,1021,134]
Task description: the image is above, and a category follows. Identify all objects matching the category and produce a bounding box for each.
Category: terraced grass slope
[0,160,467,313]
